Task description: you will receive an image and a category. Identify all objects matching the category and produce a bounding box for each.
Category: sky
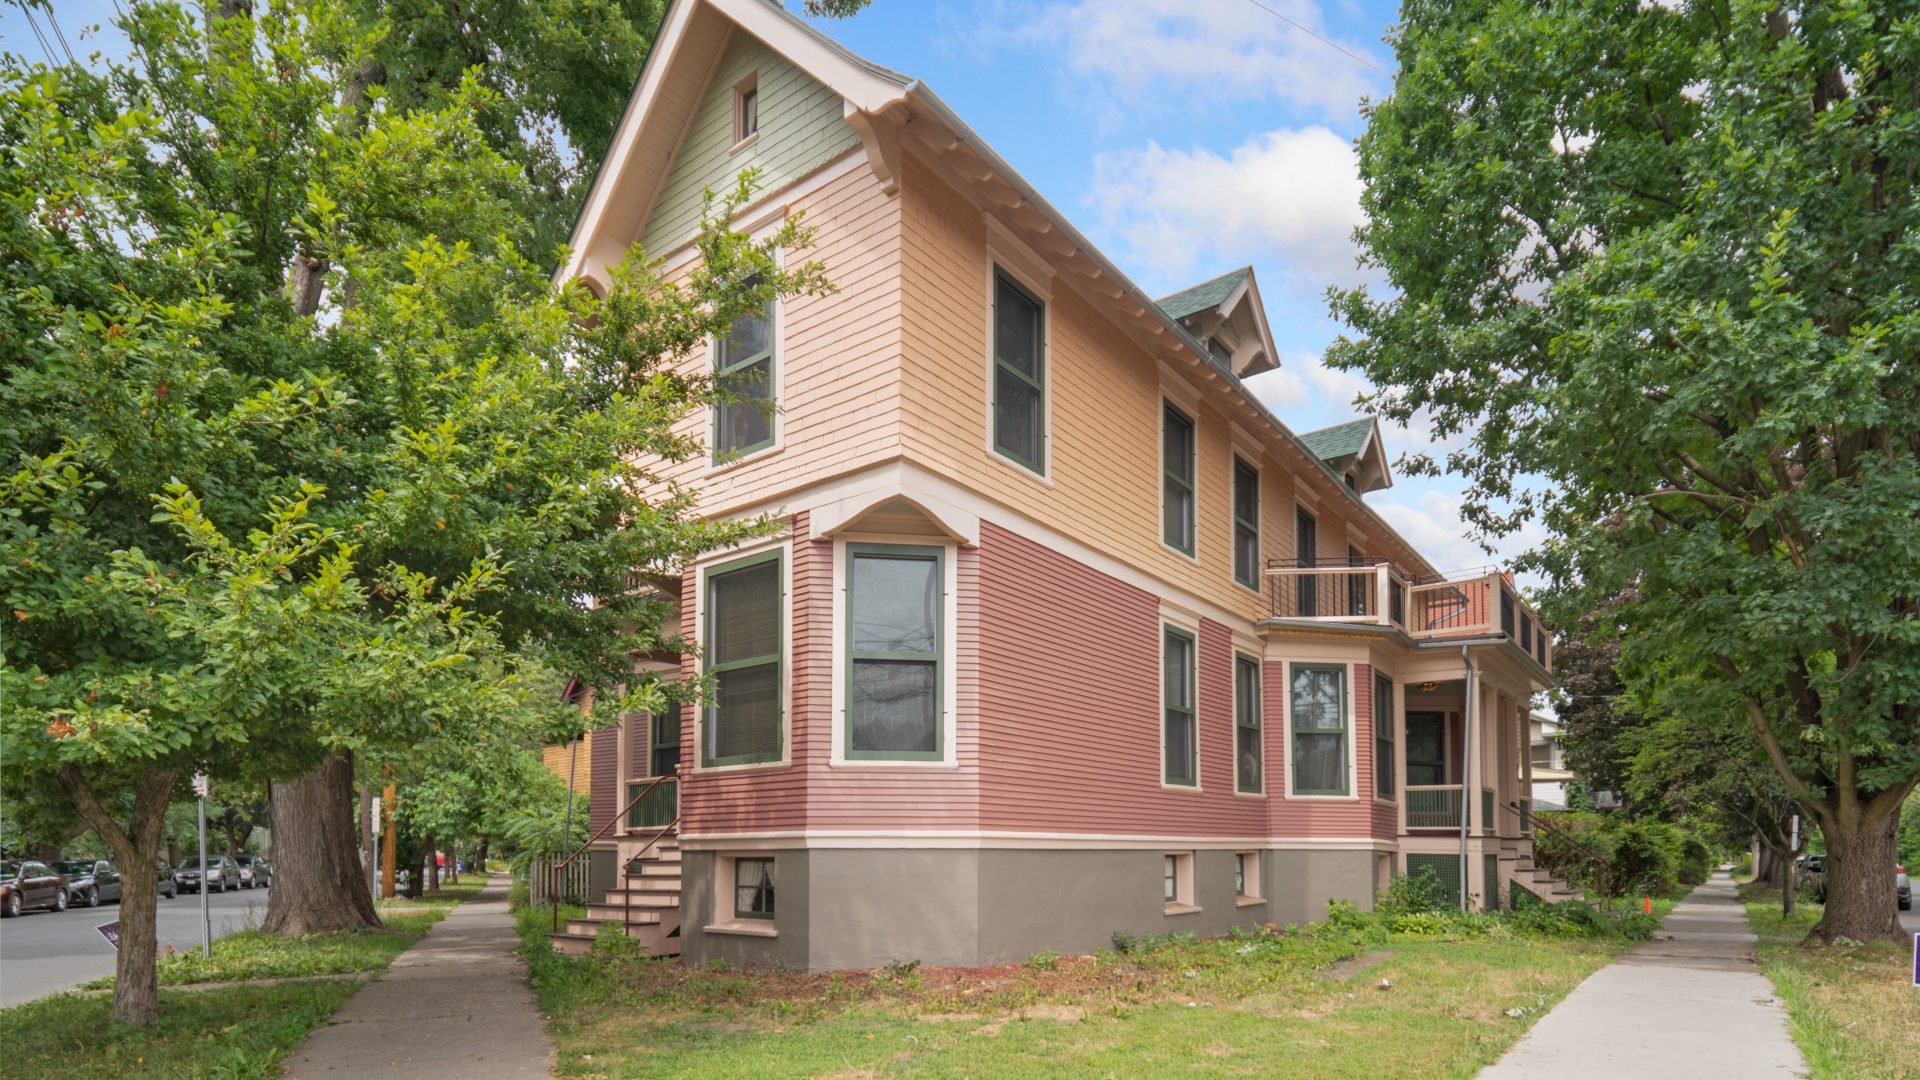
[0,0,1538,578]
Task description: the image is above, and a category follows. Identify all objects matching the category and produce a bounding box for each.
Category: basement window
[1164,852,1198,914]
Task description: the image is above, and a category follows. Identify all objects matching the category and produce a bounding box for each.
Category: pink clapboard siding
[976,521,1266,836]
[588,725,619,837]
[1264,662,1374,838]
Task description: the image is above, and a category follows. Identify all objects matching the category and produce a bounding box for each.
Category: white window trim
[982,244,1054,487]
[828,534,961,769]
[1163,851,1200,915]
[1159,607,1202,794]
[1158,397,1200,563]
[706,852,780,937]
[1235,850,1265,907]
[705,223,786,475]
[1232,651,1266,800]
[1282,660,1360,801]
[690,536,793,776]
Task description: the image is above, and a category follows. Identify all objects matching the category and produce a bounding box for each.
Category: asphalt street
[0,883,270,1007]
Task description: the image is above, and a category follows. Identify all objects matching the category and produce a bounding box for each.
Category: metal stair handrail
[1502,800,1615,911]
[550,773,670,932]
[619,814,682,937]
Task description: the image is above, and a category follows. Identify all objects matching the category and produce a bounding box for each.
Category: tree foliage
[1334,0,1920,943]
[1,0,828,1022]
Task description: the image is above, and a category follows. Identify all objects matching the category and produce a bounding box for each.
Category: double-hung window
[1162,404,1195,554]
[992,272,1045,473]
[1163,626,1197,786]
[1374,673,1395,799]
[1290,664,1348,795]
[1233,457,1259,588]
[702,552,782,766]
[714,275,774,459]
[846,544,943,760]
[1235,655,1262,794]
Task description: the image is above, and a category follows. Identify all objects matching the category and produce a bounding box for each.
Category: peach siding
[976,521,1265,836]
[895,152,1404,630]
[646,162,909,518]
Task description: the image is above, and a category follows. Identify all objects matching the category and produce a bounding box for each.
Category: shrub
[1024,949,1060,972]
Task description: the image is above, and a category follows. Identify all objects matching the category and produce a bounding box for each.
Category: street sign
[97,921,120,950]
[192,772,209,798]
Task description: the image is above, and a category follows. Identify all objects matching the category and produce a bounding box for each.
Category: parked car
[1898,865,1911,911]
[0,861,69,916]
[156,858,178,899]
[53,859,121,907]
[173,855,239,893]
[234,854,271,889]
[1797,854,1826,899]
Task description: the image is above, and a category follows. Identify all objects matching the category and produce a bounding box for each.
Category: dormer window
[1208,338,1231,364]
[734,75,759,145]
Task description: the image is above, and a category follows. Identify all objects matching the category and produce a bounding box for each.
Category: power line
[40,2,78,67]
[19,5,57,65]
[1238,0,1387,77]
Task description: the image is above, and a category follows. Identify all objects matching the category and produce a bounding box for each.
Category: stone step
[615,873,683,893]
[592,892,680,912]
[570,913,661,935]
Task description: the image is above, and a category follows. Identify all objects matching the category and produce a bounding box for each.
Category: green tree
[1,0,825,1024]
[1333,0,1919,943]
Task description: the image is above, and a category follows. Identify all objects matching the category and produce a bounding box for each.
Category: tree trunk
[56,764,174,1026]
[426,833,439,892]
[261,752,380,935]
[474,839,488,874]
[1806,810,1903,944]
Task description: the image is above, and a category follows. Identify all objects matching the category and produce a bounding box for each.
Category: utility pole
[381,782,397,900]
[193,771,211,957]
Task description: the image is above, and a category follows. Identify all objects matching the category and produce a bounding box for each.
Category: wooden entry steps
[1499,850,1580,902]
[547,838,683,958]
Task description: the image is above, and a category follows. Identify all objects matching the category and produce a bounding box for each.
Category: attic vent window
[733,75,760,146]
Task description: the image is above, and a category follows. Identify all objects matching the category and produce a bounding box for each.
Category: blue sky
[1,0,1535,576]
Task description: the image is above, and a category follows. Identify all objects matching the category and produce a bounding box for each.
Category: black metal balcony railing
[1264,557,1553,671]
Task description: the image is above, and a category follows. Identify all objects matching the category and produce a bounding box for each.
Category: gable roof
[560,0,1434,577]
[1157,268,1252,321]
[1298,418,1376,463]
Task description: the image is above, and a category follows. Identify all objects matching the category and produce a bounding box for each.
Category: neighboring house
[1527,713,1572,811]
[552,0,1560,969]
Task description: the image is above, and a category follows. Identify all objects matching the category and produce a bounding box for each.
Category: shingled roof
[1156,267,1252,321]
[1297,418,1376,463]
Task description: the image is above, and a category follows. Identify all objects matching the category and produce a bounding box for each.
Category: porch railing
[1266,559,1552,671]
[1405,785,1464,829]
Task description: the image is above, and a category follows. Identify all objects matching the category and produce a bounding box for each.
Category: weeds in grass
[1025,949,1061,972]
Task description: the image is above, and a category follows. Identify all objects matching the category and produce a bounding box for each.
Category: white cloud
[1092,126,1366,290]
[981,0,1382,118]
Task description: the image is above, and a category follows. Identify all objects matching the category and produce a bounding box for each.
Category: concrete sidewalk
[1480,870,1806,1079]
[282,873,554,1078]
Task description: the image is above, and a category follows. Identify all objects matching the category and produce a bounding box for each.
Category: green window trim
[700,548,784,768]
[991,270,1046,474]
[1289,662,1349,796]
[1374,673,1396,800]
[712,277,777,461]
[1162,402,1196,555]
[1234,653,1263,794]
[1232,457,1260,589]
[1162,625,1198,786]
[844,543,945,761]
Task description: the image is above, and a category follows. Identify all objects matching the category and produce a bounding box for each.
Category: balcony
[1264,558,1552,671]
[1405,785,1464,829]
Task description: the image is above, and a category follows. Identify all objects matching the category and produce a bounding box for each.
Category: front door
[1406,712,1447,786]
[629,704,680,830]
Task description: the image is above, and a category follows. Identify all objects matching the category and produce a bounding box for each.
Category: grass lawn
[0,875,489,1078]
[515,896,1642,1079]
[1740,888,1920,1080]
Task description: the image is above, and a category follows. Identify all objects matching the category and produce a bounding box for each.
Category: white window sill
[828,759,961,770]
[1163,902,1203,917]
[727,132,760,156]
[706,442,783,476]
[1236,896,1266,908]
[704,920,778,938]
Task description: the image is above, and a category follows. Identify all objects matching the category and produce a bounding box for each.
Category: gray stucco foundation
[677,845,1383,972]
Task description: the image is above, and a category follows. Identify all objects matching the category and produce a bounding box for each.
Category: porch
[1265,559,1553,673]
